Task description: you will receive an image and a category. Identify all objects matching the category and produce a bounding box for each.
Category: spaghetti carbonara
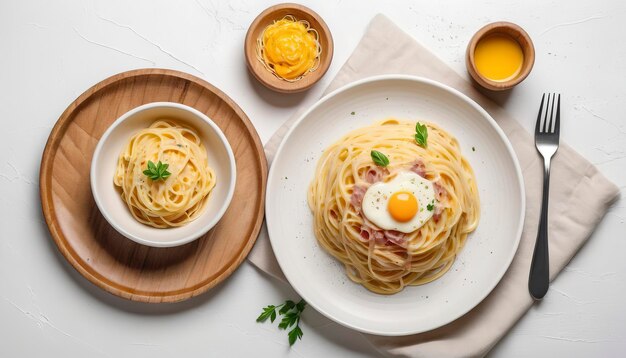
[308,119,479,294]
[114,120,216,228]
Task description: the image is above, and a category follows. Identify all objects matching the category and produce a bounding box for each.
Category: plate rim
[39,68,268,303]
[265,74,526,335]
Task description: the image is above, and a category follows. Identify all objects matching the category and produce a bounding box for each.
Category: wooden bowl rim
[39,68,268,303]
[244,3,334,93]
[466,21,535,91]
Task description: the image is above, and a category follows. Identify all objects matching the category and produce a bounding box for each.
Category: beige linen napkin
[248,14,620,357]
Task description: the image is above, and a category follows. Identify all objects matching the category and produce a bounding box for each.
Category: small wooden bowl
[245,3,333,93]
[466,22,535,91]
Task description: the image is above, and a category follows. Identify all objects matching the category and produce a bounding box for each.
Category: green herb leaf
[257,299,307,346]
[427,202,434,211]
[288,325,303,346]
[279,300,295,315]
[278,319,289,330]
[295,299,306,312]
[371,150,390,167]
[415,122,428,147]
[279,311,299,330]
[256,305,276,322]
[143,160,171,181]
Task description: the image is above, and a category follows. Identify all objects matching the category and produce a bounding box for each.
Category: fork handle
[529,157,551,299]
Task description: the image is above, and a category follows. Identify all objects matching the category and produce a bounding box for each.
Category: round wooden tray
[40,69,267,303]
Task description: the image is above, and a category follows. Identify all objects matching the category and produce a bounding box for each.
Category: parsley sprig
[143,160,171,181]
[415,122,428,147]
[257,299,306,346]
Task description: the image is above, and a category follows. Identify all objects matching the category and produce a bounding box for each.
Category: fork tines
[535,93,561,135]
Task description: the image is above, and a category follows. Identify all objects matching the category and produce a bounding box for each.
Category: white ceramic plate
[266,75,525,336]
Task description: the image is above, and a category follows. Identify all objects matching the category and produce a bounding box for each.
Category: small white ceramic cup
[90,102,236,247]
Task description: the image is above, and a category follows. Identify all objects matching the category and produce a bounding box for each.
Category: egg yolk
[261,18,318,80]
[388,191,418,222]
[474,33,524,82]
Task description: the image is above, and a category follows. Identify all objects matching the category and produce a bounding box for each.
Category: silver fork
[529,93,561,300]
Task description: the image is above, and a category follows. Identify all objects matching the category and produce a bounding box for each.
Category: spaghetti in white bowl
[91,102,236,248]
[265,75,524,335]
[113,120,217,228]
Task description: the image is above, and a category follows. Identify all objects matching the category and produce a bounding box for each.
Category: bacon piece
[383,230,406,246]
[358,219,407,247]
[357,223,379,244]
[432,181,446,223]
[359,228,370,242]
[372,230,386,245]
[364,166,389,184]
[350,185,366,211]
[410,160,427,178]
[358,217,384,245]
[433,181,447,201]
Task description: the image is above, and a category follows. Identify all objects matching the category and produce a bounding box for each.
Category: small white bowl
[91,102,236,248]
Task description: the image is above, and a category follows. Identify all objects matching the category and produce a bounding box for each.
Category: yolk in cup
[388,191,418,222]
[474,33,524,82]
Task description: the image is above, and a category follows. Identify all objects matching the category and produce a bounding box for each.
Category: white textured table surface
[1,1,625,357]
